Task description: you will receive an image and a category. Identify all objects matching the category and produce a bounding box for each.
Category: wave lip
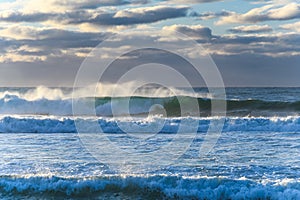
[0,175,299,199]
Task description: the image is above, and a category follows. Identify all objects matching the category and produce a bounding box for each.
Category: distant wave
[1,94,300,117]
[1,116,300,133]
[0,175,298,199]
[105,96,300,117]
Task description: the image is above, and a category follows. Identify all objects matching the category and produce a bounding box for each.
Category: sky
[0,0,299,87]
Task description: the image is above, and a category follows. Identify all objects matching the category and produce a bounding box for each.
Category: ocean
[0,86,299,199]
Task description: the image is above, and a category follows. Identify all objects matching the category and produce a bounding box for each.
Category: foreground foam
[0,175,299,199]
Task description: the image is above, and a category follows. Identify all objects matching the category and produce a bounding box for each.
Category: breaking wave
[0,94,300,117]
[0,175,298,199]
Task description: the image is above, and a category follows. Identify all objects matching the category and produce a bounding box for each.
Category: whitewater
[0,86,299,199]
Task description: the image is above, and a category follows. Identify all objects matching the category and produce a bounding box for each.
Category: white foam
[0,175,298,199]
[0,115,300,133]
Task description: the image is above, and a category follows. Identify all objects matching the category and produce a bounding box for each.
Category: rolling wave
[1,94,300,117]
[96,96,300,116]
[0,175,298,199]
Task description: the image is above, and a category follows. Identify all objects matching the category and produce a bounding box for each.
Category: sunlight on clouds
[228,25,272,33]
[104,25,131,33]
[0,53,46,63]
[216,2,300,24]
[0,25,41,40]
[268,3,300,19]
[280,21,300,33]
[113,5,188,18]
[21,0,65,13]
[163,24,212,41]
[158,0,222,5]
[18,45,42,53]
[78,23,103,33]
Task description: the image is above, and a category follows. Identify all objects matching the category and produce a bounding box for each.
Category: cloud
[0,6,190,26]
[0,25,106,44]
[0,25,108,63]
[228,25,272,33]
[0,23,299,86]
[55,0,149,9]
[160,0,223,4]
[70,6,191,26]
[216,2,300,24]
[0,52,47,63]
[207,32,300,57]
[160,24,300,58]
[280,21,300,32]
[1,22,299,65]
[0,0,149,13]
[0,11,56,23]
[192,11,230,20]
[163,24,214,41]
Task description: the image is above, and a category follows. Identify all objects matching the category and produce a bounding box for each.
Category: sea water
[0,87,299,199]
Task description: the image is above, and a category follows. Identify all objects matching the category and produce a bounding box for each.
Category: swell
[90,96,300,117]
[1,94,300,117]
[0,175,298,199]
[1,116,300,133]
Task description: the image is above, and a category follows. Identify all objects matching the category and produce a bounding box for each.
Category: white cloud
[163,24,213,41]
[216,2,300,24]
[228,25,272,33]
[0,25,46,40]
[159,0,222,4]
[280,21,300,32]
[0,0,146,13]
[0,52,46,63]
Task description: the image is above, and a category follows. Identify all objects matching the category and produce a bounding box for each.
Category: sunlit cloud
[228,25,272,33]
[216,2,300,24]
[280,21,300,33]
